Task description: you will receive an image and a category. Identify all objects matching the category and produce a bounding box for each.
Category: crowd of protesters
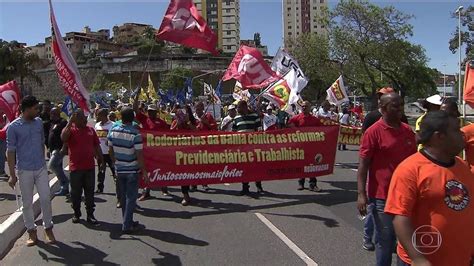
[2,86,473,266]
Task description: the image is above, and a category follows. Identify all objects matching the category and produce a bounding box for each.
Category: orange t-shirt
[385,151,474,266]
[462,123,474,165]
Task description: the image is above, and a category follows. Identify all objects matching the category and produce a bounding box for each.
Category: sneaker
[72,216,80,224]
[202,185,210,191]
[362,240,375,251]
[26,230,38,247]
[181,194,191,206]
[309,186,322,192]
[87,216,100,226]
[122,222,141,235]
[116,201,122,208]
[95,188,103,194]
[257,187,265,194]
[138,193,151,201]
[44,227,56,244]
[297,185,305,191]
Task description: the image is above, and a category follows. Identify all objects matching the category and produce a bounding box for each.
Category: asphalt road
[2,147,396,265]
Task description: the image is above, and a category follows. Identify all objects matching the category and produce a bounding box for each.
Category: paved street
[2,147,395,265]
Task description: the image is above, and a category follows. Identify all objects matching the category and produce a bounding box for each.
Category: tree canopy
[0,39,42,87]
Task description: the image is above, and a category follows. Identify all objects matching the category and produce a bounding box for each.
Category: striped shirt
[107,124,142,174]
[232,113,261,132]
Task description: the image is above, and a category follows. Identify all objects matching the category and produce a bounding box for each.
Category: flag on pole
[157,0,218,55]
[263,79,291,110]
[185,77,193,101]
[222,45,280,89]
[139,88,149,102]
[271,47,307,80]
[49,0,90,114]
[147,74,158,100]
[203,82,213,96]
[61,96,76,117]
[326,75,349,106]
[176,89,186,105]
[215,80,223,99]
[464,60,474,108]
[232,81,251,102]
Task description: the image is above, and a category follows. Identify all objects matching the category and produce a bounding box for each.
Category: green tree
[160,67,195,93]
[288,33,340,102]
[448,5,474,63]
[132,26,165,56]
[0,39,42,87]
[328,0,435,102]
[90,73,124,97]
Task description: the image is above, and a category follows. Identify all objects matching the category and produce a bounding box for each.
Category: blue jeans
[48,150,69,190]
[364,202,378,243]
[370,198,396,266]
[397,256,410,266]
[118,173,139,231]
[0,139,6,174]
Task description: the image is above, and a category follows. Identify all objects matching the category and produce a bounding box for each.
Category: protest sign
[338,125,363,145]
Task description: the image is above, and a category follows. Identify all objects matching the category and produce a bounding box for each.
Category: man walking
[108,108,149,234]
[47,107,69,197]
[7,96,56,246]
[232,100,264,195]
[386,111,474,266]
[61,110,103,225]
[94,108,120,207]
[357,93,416,266]
[288,101,323,191]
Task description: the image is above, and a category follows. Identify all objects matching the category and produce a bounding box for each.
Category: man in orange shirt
[385,111,474,266]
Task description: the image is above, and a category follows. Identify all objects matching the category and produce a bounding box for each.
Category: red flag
[222,45,280,89]
[157,0,218,55]
[49,0,90,114]
[464,61,474,108]
[0,81,21,122]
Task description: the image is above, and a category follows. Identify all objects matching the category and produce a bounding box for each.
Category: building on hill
[112,23,152,44]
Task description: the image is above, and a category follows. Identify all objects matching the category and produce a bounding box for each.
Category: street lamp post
[456,5,464,116]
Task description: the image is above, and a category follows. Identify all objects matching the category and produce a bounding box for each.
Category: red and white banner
[140,126,339,187]
[222,45,280,89]
[157,0,218,55]
[49,0,90,114]
[338,125,363,145]
[327,75,349,106]
[0,81,21,122]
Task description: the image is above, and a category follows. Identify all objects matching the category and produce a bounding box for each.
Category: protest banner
[338,125,363,145]
[141,126,339,187]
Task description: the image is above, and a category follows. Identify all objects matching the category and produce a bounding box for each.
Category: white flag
[326,75,349,106]
[271,47,308,85]
[203,82,212,96]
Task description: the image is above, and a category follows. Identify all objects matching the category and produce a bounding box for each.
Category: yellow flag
[147,74,158,100]
[139,87,148,102]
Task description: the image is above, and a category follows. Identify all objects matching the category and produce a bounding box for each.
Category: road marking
[255,213,318,266]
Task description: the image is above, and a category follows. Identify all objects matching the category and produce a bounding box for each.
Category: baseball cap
[266,105,273,110]
[426,94,443,106]
[228,104,236,110]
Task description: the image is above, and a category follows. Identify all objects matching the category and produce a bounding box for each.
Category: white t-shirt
[220,115,234,132]
[95,121,114,155]
[317,107,337,120]
[263,113,278,131]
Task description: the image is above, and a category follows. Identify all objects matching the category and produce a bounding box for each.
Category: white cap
[266,105,273,110]
[426,95,442,106]
[228,104,236,110]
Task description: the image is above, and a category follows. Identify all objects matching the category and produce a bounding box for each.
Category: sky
[0,0,473,74]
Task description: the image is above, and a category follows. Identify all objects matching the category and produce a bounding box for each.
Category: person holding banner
[7,96,56,246]
[232,100,265,195]
[357,93,416,266]
[263,105,278,131]
[288,101,324,192]
[220,104,237,132]
[133,93,169,201]
[171,105,198,206]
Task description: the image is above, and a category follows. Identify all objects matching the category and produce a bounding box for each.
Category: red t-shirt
[359,118,416,199]
[136,111,169,130]
[196,113,218,131]
[288,113,323,127]
[66,126,100,171]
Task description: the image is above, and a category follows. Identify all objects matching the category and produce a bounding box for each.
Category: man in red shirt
[61,110,104,225]
[288,101,324,191]
[133,96,170,201]
[357,93,416,266]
